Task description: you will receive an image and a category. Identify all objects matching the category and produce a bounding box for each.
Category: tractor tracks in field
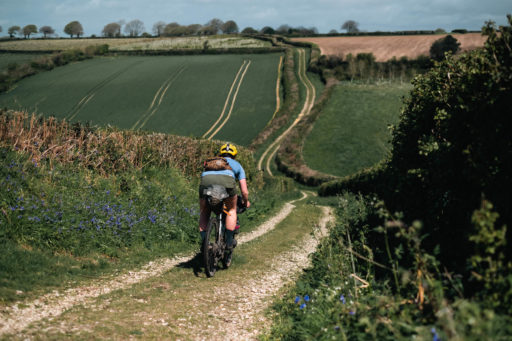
[131,65,188,131]
[0,192,312,337]
[65,60,143,122]
[257,49,316,176]
[202,59,252,140]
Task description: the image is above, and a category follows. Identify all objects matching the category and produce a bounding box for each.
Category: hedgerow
[319,15,512,313]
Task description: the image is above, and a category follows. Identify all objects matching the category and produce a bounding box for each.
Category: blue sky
[0,0,510,36]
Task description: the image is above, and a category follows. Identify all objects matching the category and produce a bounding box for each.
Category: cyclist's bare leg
[199,198,211,233]
[224,195,237,231]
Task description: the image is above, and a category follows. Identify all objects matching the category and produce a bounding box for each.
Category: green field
[0,52,48,71]
[303,83,411,177]
[0,54,280,146]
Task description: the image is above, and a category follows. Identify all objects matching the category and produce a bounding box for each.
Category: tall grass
[0,111,259,181]
[266,193,512,340]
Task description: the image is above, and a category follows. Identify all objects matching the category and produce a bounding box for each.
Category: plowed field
[291,33,486,61]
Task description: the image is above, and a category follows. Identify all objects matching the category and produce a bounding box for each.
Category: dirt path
[0,192,310,337]
[257,49,316,176]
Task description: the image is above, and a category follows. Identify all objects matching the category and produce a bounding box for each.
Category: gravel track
[0,192,308,337]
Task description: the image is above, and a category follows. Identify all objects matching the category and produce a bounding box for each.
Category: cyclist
[199,143,250,264]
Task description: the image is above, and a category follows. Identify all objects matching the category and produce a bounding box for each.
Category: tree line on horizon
[1,19,472,40]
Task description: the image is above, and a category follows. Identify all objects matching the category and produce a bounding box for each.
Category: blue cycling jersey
[201,157,246,180]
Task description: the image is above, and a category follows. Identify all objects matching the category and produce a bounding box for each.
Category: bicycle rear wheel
[203,217,221,277]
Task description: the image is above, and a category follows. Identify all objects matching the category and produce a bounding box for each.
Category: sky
[0,0,510,37]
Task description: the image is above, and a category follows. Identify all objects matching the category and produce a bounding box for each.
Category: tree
[341,20,359,33]
[205,18,223,34]
[329,29,338,34]
[152,21,166,36]
[241,27,258,34]
[163,22,180,36]
[435,28,446,34]
[0,26,2,33]
[124,19,145,37]
[221,20,239,34]
[22,24,37,38]
[260,26,275,35]
[8,25,21,38]
[102,22,121,37]
[276,24,291,35]
[39,26,55,38]
[186,24,202,35]
[64,21,84,38]
[429,34,460,61]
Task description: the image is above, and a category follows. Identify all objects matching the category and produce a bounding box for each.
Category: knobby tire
[203,217,220,277]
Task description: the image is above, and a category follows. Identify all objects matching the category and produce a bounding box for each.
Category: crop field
[0,36,271,52]
[0,54,281,146]
[291,33,486,61]
[0,52,48,70]
[303,83,411,177]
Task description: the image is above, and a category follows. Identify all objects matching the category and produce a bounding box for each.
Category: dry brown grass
[0,111,257,180]
[291,33,486,61]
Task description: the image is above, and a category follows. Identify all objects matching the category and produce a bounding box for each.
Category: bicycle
[202,185,246,278]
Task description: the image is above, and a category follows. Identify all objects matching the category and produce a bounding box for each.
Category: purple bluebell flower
[431,327,441,341]
[304,295,310,302]
[294,296,301,304]
[300,303,306,309]
[340,294,346,304]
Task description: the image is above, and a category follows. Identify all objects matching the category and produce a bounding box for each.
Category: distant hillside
[291,33,486,61]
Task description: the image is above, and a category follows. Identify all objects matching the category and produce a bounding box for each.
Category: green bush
[319,15,512,311]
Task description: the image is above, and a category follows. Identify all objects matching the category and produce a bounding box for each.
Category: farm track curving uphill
[257,49,316,176]
[0,192,336,340]
[202,59,252,140]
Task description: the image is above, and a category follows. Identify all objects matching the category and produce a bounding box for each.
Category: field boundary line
[202,60,247,139]
[0,193,308,336]
[137,66,187,130]
[207,60,251,140]
[131,65,186,130]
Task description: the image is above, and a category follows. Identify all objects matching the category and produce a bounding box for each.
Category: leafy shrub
[320,15,512,310]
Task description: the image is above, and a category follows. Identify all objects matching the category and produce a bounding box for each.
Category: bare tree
[39,26,55,38]
[205,18,224,34]
[22,24,38,38]
[124,19,145,37]
[64,21,84,38]
[152,21,166,36]
[221,20,239,34]
[8,25,21,38]
[276,24,291,35]
[341,20,359,33]
[102,23,121,37]
[186,24,202,35]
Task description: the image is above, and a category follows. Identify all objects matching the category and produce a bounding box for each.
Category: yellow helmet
[219,143,237,157]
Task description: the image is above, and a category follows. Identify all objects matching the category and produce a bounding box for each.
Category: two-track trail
[257,49,316,176]
[131,65,187,130]
[66,60,144,122]
[0,192,335,340]
[203,60,252,140]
